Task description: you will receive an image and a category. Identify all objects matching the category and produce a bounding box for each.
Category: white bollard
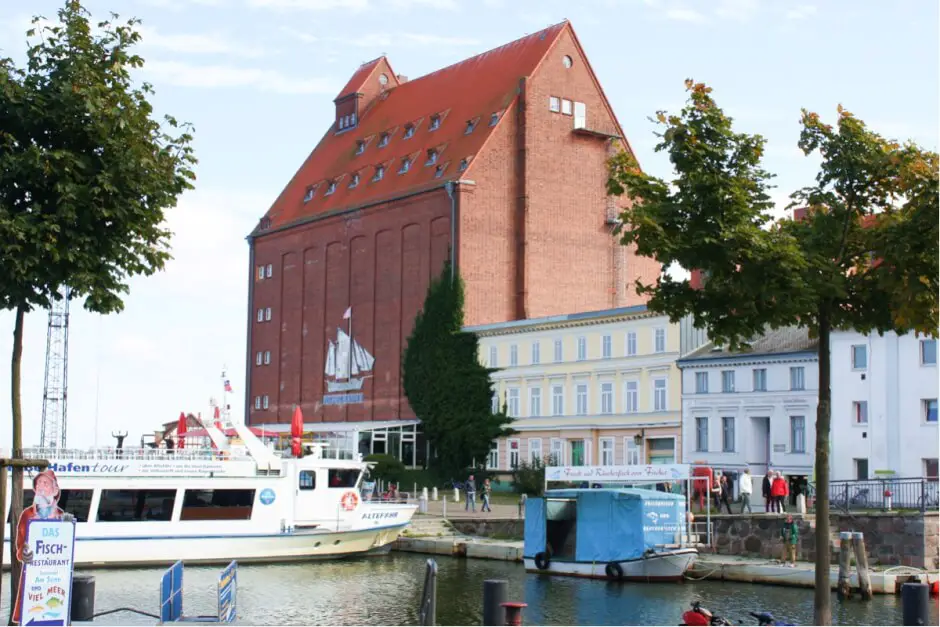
[797,493,807,514]
[419,494,428,514]
[422,487,429,500]
[454,488,460,503]
[432,487,439,501]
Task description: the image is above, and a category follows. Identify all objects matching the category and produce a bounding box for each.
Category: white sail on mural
[324,309,374,393]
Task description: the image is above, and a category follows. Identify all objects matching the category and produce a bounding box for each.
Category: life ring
[534,552,550,570]
[340,491,359,511]
[605,562,624,580]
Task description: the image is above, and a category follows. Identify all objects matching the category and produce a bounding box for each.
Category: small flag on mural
[342,306,352,319]
[224,379,233,393]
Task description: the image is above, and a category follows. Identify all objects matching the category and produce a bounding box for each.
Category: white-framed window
[254,396,261,410]
[489,346,498,367]
[853,400,868,425]
[264,350,271,365]
[695,372,708,394]
[265,264,273,278]
[790,416,806,453]
[790,366,805,391]
[487,441,499,469]
[529,387,542,417]
[509,344,518,366]
[262,395,270,410]
[256,308,264,323]
[325,180,337,195]
[600,438,615,466]
[551,385,564,416]
[721,370,735,393]
[921,339,937,366]
[528,438,543,464]
[507,388,520,417]
[753,368,767,391]
[257,265,265,280]
[624,437,641,465]
[625,380,638,414]
[265,307,272,321]
[653,378,667,412]
[531,341,540,365]
[851,344,867,369]
[508,439,520,469]
[561,98,572,115]
[355,140,366,155]
[695,417,708,452]
[654,328,666,353]
[425,149,438,166]
[577,337,587,361]
[398,158,411,174]
[924,399,938,423]
[576,384,588,415]
[626,331,637,356]
[549,96,560,112]
[349,173,360,188]
[491,390,500,414]
[721,417,735,452]
[553,339,563,362]
[403,124,415,139]
[255,351,263,366]
[600,382,613,414]
[602,334,612,359]
[550,438,564,465]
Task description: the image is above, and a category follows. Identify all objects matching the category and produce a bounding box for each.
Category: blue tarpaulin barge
[523,488,697,581]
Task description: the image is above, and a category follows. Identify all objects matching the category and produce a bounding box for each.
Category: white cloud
[332,32,480,48]
[714,0,759,22]
[388,0,458,9]
[785,4,817,20]
[279,26,318,44]
[137,26,267,58]
[247,0,369,10]
[665,7,707,22]
[141,60,339,94]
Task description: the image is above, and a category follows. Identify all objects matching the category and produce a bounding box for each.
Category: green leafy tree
[402,260,514,479]
[607,80,938,625]
[0,1,195,615]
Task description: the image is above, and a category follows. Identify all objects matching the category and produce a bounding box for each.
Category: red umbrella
[291,406,304,457]
[177,411,187,450]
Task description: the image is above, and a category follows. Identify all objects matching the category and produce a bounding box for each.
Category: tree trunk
[813,310,832,626]
[8,305,25,626]
[0,465,6,609]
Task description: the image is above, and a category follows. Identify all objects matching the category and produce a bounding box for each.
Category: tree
[402,260,514,479]
[0,1,195,618]
[607,80,938,625]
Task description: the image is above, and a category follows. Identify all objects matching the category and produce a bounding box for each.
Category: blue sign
[159,560,184,623]
[19,520,77,627]
[259,489,276,505]
[323,393,364,406]
[218,561,237,623]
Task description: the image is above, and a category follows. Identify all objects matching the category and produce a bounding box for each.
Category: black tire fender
[534,552,550,570]
[605,561,624,580]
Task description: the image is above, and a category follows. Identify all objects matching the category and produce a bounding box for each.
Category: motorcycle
[679,602,793,626]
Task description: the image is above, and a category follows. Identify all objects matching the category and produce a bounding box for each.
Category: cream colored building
[466,305,707,474]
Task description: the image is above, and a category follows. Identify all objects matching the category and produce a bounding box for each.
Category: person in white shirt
[739,468,753,514]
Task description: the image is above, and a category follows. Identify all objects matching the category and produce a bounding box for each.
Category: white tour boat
[3,420,417,568]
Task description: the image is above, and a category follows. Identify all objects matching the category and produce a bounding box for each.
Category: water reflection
[1,553,931,626]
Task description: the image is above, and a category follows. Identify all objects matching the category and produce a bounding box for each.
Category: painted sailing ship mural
[324,307,375,394]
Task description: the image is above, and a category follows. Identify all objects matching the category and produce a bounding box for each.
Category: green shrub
[364,454,406,483]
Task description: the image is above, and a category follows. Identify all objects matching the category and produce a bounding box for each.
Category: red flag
[213,406,222,430]
[291,406,304,457]
[177,411,187,450]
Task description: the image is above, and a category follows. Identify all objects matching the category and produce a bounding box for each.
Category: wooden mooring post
[852,531,873,601]
[837,531,853,600]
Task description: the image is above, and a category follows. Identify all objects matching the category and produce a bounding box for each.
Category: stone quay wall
[708,511,939,569]
[450,518,525,539]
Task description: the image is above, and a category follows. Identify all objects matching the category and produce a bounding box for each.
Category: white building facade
[678,327,819,498]
[829,330,938,481]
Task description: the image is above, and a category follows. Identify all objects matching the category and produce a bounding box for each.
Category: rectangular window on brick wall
[549,96,560,112]
[264,351,271,365]
[255,351,262,366]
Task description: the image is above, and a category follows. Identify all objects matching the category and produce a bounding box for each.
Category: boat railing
[15,447,256,463]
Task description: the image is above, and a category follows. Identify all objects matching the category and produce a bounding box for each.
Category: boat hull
[523,549,697,582]
[2,522,410,570]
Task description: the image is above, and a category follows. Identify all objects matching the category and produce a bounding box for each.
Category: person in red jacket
[771,471,789,513]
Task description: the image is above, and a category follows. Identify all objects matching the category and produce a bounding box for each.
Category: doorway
[749,417,770,475]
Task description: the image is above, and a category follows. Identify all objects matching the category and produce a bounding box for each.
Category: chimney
[396,74,408,83]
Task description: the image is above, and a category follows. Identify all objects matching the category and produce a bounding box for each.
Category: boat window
[95,489,176,522]
[7,489,94,523]
[299,470,316,491]
[180,489,255,521]
[328,469,359,488]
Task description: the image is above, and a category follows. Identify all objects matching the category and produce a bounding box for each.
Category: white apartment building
[678,327,819,503]
[829,330,938,481]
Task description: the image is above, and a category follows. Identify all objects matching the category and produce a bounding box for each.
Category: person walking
[465,474,477,512]
[739,468,753,514]
[771,471,788,513]
[762,471,772,512]
[718,474,733,514]
[780,514,799,567]
[481,478,492,513]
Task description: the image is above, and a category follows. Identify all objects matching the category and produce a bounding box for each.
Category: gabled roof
[256,21,570,234]
[679,325,818,363]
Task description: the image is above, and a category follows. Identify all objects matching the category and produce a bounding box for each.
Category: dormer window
[464,119,477,134]
[425,150,438,166]
[355,140,365,155]
[399,158,412,174]
[349,113,356,126]
[303,185,315,203]
[458,158,470,172]
[338,117,345,130]
[403,124,415,139]
[428,115,441,131]
[489,112,500,126]
[325,180,337,195]
[372,165,385,182]
[349,173,360,189]
[378,133,390,148]
[434,164,445,179]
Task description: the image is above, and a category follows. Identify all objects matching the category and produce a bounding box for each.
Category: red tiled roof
[335,56,397,101]
[258,21,569,233]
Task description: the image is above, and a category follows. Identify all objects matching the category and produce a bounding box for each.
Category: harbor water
[1,553,933,625]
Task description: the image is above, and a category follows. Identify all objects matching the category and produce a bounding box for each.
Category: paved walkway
[416,498,523,519]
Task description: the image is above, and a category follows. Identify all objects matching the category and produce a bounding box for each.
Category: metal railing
[13,447,255,463]
[808,478,939,513]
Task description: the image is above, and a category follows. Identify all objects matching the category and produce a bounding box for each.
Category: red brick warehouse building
[245,20,659,463]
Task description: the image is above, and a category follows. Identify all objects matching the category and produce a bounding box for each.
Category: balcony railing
[807,477,939,513]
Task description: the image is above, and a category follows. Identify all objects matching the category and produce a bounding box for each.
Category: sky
[0,0,936,451]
